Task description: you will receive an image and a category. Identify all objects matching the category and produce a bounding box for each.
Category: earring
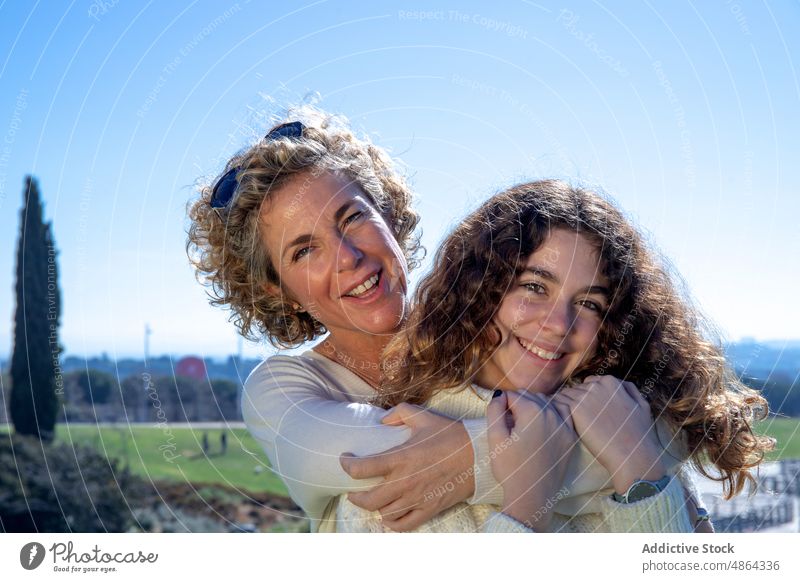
[291,302,304,313]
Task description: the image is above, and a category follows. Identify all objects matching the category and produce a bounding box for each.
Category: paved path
[691,461,800,532]
[1,422,247,429]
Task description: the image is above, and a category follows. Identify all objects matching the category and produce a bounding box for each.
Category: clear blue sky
[1,0,798,359]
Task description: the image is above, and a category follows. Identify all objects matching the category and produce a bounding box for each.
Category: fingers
[622,381,650,409]
[572,375,639,403]
[682,484,698,519]
[680,484,714,532]
[584,374,642,402]
[503,391,527,430]
[377,496,416,522]
[581,374,625,392]
[550,400,574,432]
[382,508,426,532]
[506,391,576,434]
[581,374,605,386]
[505,390,546,426]
[348,483,402,512]
[560,381,588,400]
[504,389,530,411]
[340,452,391,480]
[695,520,715,533]
[487,391,510,444]
[381,408,406,426]
[550,389,577,406]
[381,402,425,427]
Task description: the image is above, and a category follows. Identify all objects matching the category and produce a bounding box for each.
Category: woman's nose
[336,236,364,271]
[540,301,572,336]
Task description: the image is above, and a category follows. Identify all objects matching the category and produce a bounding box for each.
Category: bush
[0,432,142,532]
[73,369,116,404]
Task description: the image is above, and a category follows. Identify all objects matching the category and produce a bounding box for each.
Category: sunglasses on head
[210,121,305,210]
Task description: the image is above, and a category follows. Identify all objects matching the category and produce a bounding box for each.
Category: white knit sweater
[242,350,501,531]
[335,383,693,533]
[243,350,694,533]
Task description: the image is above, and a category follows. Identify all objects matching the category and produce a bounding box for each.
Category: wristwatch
[612,475,671,504]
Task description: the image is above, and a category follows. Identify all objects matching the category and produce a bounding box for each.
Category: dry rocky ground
[133,481,309,533]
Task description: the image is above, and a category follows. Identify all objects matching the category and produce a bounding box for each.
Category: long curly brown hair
[187,106,421,347]
[380,179,773,498]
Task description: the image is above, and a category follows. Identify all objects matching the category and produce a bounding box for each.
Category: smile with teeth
[517,337,564,361]
[345,273,380,297]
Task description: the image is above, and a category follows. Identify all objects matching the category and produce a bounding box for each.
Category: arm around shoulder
[241,355,411,520]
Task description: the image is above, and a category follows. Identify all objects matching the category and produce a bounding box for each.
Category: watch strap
[612,475,672,504]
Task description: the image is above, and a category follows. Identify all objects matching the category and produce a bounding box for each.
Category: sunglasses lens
[210,168,239,209]
[210,121,305,211]
[265,121,304,141]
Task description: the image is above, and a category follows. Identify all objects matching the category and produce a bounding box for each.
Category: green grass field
[760,417,800,460]
[3,416,799,496]
[5,424,291,497]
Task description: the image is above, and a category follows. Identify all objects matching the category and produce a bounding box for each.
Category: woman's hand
[553,375,666,495]
[339,403,474,531]
[487,391,577,532]
[682,484,715,533]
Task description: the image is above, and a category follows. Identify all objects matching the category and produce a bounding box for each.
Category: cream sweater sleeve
[598,475,694,532]
[242,355,502,528]
[481,512,534,533]
[462,417,504,505]
[242,356,411,527]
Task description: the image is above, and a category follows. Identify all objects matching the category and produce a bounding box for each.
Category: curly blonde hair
[187,107,421,347]
[380,179,773,498]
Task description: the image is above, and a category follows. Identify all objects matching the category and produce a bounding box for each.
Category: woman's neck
[313,333,392,388]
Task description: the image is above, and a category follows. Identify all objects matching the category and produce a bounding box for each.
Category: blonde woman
[189,109,500,531]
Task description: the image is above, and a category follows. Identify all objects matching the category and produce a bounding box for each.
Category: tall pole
[141,323,152,423]
[144,323,152,366]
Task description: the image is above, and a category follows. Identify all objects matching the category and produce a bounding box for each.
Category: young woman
[187,108,501,532]
[361,179,774,532]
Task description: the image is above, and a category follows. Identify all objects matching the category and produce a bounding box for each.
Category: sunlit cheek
[294,272,327,309]
[502,294,535,334]
[493,301,520,335]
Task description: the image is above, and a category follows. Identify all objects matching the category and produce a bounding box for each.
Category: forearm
[242,359,411,518]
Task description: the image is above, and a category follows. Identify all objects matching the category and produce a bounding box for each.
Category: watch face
[626,481,660,503]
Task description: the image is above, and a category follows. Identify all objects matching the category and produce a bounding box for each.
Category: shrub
[0,432,141,532]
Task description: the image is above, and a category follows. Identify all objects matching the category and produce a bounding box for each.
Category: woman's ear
[263,282,281,297]
[264,282,304,313]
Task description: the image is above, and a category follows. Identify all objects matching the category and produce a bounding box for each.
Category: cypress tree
[10,176,61,441]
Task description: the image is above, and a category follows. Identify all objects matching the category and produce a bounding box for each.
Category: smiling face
[259,170,409,346]
[475,228,610,394]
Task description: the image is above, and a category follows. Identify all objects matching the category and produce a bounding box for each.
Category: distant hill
[57,353,263,385]
[725,340,800,382]
[1,340,798,421]
[44,339,798,385]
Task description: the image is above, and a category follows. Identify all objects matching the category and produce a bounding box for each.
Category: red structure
[175,356,206,381]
